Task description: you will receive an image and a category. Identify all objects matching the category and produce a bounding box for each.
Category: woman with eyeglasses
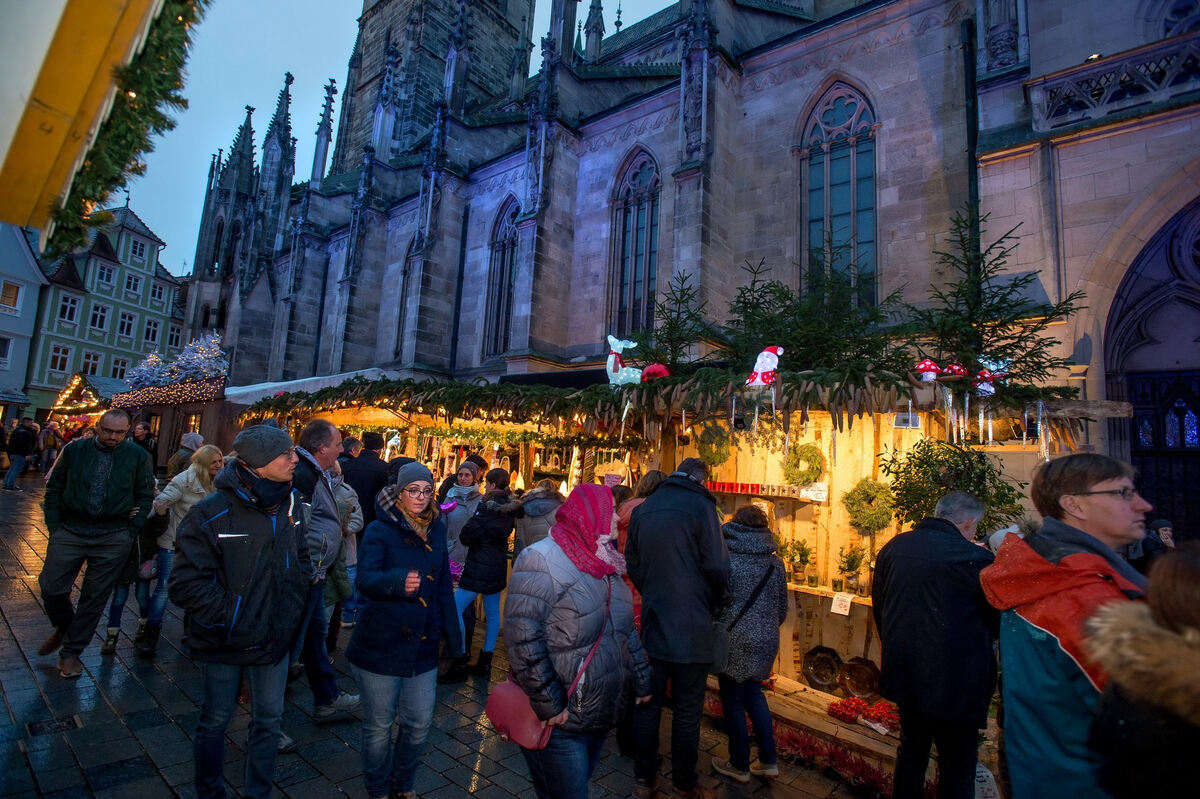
[346,462,463,799]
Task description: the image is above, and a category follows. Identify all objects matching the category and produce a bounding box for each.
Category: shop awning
[223,368,401,407]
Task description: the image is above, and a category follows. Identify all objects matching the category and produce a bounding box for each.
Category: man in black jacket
[338,431,390,628]
[871,491,998,799]
[170,424,311,799]
[627,457,730,799]
[3,417,37,490]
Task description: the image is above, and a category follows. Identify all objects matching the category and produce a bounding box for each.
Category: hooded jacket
[443,482,482,564]
[293,448,342,579]
[168,462,312,665]
[872,517,998,726]
[627,473,730,663]
[505,538,652,734]
[716,522,788,683]
[1084,601,1200,798]
[503,486,566,556]
[980,517,1146,799]
[458,489,515,594]
[346,492,463,676]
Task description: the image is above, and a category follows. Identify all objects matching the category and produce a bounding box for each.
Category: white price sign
[830,592,854,616]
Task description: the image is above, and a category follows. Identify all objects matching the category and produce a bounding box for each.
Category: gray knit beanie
[394,461,434,490]
[232,425,295,468]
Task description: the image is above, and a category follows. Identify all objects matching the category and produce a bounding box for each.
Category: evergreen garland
[783,442,824,486]
[46,0,211,258]
[696,425,732,466]
[841,479,895,533]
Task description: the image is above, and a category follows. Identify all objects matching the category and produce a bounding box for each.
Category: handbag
[486,580,612,750]
[710,563,779,674]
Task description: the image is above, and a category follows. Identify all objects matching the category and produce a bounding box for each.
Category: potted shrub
[837,545,868,593]
[776,538,813,583]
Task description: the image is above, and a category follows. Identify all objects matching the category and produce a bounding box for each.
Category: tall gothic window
[799,82,877,307]
[612,151,661,337]
[483,198,520,358]
[394,239,417,361]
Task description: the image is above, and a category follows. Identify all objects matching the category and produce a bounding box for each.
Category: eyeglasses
[402,487,434,498]
[1075,487,1141,501]
[97,425,129,437]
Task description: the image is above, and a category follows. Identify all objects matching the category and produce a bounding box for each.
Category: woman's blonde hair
[191,445,225,492]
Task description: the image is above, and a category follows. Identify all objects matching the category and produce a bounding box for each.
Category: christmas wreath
[696,425,732,467]
[842,479,895,533]
[783,442,824,487]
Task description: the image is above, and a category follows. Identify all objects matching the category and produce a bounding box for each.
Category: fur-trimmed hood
[1085,601,1200,720]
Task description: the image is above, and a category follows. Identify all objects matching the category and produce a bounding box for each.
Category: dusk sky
[130,0,670,276]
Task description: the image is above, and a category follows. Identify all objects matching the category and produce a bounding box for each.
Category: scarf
[551,483,626,579]
[377,483,436,541]
[234,460,292,512]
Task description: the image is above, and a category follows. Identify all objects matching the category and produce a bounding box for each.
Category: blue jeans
[300,580,340,706]
[194,657,289,799]
[4,454,27,488]
[717,674,777,770]
[108,548,174,627]
[522,727,609,799]
[342,563,360,621]
[454,588,500,652]
[356,665,438,797]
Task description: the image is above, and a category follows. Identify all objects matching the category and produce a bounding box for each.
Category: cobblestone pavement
[0,476,858,798]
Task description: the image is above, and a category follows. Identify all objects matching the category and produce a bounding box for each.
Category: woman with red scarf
[503,483,653,798]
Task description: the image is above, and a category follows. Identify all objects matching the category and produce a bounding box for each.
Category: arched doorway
[1105,195,1200,540]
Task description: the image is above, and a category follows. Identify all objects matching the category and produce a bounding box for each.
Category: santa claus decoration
[746,346,784,387]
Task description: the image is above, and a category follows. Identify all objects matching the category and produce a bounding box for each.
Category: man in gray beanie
[169,423,311,798]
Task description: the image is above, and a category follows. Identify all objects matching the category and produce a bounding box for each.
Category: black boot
[471,650,494,678]
[438,655,471,684]
[136,624,161,659]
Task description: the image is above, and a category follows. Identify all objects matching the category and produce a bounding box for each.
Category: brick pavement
[0,475,854,798]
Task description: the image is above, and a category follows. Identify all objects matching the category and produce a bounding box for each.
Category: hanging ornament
[915,358,942,382]
[964,392,971,444]
[987,411,994,445]
[979,406,985,444]
[606,335,643,386]
[1037,400,1048,461]
[944,385,955,442]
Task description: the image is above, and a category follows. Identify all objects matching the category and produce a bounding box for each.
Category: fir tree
[169,333,229,381]
[127,351,172,388]
[629,272,713,374]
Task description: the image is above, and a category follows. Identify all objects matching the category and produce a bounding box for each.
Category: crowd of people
[7,410,1197,799]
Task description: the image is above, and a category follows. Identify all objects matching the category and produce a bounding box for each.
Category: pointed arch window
[484,199,520,358]
[612,152,661,337]
[799,83,878,307]
[210,220,224,273]
[394,239,417,361]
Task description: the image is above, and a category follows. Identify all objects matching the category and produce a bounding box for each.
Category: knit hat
[1148,518,1173,531]
[362,431,385,451]
[457,460,481,481]
[232,425,294,469]
[180,432,204,451]
[394,461,434,490]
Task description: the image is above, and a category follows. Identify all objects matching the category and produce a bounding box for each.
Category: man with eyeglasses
[981,453,1152,798]
[37,409,156,677]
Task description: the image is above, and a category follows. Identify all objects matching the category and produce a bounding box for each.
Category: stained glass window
[1165,411,1181,447]
[1137,417,1154,448]
[1185,409,1198,447]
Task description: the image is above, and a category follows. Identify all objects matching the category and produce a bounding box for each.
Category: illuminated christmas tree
[169,332,229,382]
[127,351,172,388]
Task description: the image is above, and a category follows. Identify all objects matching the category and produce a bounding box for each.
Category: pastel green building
[26,206,183,417]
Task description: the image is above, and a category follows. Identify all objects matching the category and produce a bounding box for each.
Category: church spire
[312,79,337,183]
[222,105,257,197]
[265,72,294,146]
[443,0,470,116]
[229,105,256,165]
[584,0,604,63]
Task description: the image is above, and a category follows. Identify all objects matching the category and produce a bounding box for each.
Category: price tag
[830,592,854,616]
[603,473,623,487]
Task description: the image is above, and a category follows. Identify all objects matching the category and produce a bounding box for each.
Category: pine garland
[783,442,824,486]
[841,479,895,533]
[45,0,211,258]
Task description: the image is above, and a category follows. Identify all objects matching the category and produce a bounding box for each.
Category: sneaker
[58,654,83,679]
[277,730,297,754]
[712,758,751,784]
[749,760,779,778]
[340,618,356,628]
[100,627,120,655]
[313,691,361,721]
[134,618,148,643]
[37,628,64,656]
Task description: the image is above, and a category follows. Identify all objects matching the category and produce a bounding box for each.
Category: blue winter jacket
[346,498,464,676]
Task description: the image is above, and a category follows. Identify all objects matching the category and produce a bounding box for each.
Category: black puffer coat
[504,538,652,732]
[716,522,788,682]
[458,490,515,594]
[169,463,312,665]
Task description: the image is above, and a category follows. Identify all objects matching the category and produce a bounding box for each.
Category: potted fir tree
[837,545,868,593]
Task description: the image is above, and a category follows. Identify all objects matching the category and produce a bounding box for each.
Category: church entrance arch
[1105,195,1200,540]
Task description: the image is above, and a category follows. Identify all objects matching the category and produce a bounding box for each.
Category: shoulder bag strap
[728,563,778,632]
[567,577,612,695]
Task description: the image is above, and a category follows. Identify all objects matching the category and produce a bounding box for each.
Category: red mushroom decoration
[915,358,942,382]
[641,363,671,382]
[974,369,997,396]
[943,362,969,378]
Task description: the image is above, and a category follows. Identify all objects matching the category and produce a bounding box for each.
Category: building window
[1,281,20,315]
[151,283,165,302]
[58,295,79,323]
[611,151,661,338]
[97,264,115,285]
[118,312,136,338]
[131,239,147,260]
[125,274,142,295]
[111,358,129,379]
[0,336,11,369]
[483,198,520,358]
[49,344,71,373]
[144,319,160,345]
[168,326,181,348]
[799,82,878,307]
[89,303,110,331]
[81,351,102,376]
